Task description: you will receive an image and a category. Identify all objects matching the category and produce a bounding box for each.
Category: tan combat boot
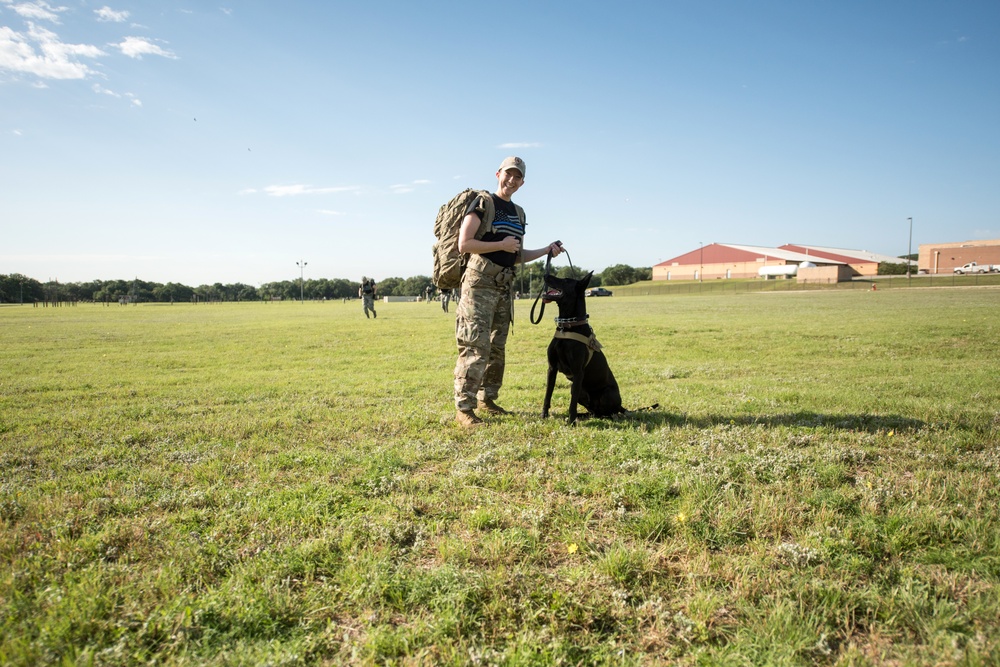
[456,410,484,428]
[478,398,510,415]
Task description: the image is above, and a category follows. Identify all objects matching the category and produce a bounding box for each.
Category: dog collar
[554,315,589,328]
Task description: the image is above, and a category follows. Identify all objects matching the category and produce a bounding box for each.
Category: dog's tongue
[542,289,561,303]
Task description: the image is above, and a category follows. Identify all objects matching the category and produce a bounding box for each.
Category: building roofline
[784,244,907,264]
[718,243,845,264]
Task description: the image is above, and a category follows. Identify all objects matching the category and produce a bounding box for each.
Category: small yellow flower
[567,543,579,554]
[675,512,687,524]
[887,430,895,437]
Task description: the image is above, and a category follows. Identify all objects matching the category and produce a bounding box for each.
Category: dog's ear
[582,271,593,289]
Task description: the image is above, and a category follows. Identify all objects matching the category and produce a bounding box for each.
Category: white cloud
[92,82,118,96]
[262,184,360,197]
[498,142,541,148]
[390,179,431,194]
[116,36,176,59]
[0,23,104,79]
[95,6,129,22]
[2,0,68,23]
[318,209,345,216]
[88,83,139,106]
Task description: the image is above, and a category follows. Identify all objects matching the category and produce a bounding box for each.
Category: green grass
[1,289,999,665]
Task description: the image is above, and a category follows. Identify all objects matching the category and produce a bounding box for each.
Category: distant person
[425,285,434,303]
[441,288,451,312]
[359,277,377,319]
[453,156,565,427]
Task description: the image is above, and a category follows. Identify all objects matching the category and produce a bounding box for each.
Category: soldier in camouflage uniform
[453,157,565,427]
[359,277,377,319]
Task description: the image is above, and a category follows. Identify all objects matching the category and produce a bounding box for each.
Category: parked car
[585,287,613,297]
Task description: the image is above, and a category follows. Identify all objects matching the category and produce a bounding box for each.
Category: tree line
[0,264,651,304]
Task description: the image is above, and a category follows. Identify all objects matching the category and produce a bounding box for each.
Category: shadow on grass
[579,410,927,433]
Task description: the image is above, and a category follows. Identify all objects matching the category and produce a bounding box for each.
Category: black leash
[529,243,572,325]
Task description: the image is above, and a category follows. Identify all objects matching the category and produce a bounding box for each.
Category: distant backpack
[431,189,527,290]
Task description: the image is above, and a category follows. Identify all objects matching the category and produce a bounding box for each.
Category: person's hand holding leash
[548,241,564,257]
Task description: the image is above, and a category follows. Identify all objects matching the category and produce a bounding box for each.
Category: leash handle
[529,243,573,325]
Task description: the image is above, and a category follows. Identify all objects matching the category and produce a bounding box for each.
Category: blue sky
[2,0,997,286]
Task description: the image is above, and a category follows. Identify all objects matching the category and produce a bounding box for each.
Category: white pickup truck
[953,262,1000,274]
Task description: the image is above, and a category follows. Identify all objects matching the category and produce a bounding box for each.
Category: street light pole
[699,242,703,283]
[907,217,913,285]
[296,260,307,303]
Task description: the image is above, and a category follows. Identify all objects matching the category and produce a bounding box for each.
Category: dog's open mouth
[542,288,562,303]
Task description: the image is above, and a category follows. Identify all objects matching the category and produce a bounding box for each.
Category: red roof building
[653,243,907,281]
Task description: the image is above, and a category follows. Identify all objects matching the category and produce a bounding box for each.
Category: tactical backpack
[432,189,526,290]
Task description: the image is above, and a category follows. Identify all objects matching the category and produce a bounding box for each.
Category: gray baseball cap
[498,156,525,177]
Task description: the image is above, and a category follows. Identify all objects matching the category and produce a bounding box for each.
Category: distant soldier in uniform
[453,156,565,427]
[441,288,451,313]
[359,276,377,319]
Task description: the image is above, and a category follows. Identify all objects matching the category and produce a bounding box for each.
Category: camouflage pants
[453,267,513,411]
[362,294,376,318]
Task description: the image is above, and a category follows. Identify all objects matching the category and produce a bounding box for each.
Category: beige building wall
[918,240,1000,274]
[845,262,879,277]
[797,265,853,283]
[653,258,791,281]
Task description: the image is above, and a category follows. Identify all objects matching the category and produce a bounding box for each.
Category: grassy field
[1,288,998,666]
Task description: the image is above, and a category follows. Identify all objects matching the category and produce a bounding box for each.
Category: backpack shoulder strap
[473,190,494,240]
[514,203,526,228]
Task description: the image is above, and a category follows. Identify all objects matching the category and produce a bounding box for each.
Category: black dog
[540,272,627,423]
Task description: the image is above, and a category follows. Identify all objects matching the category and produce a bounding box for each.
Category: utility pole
[699,242,703,284]
[907,217,913,286]
[297,260,308,303]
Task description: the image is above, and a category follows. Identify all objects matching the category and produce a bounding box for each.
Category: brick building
[918,239,1000,274]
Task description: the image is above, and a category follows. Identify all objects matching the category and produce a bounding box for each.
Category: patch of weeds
[0,494,26,522]
[625,507,678,543]
[671,610,712,646]
[164,448,215,466]
[369,517,426,552]
[466,506,505,532]
[452,449,497,479]
[595,542,652,587]
[359,474,403,498]
[775,541,822,568]
[857,472,910,514]
[153,488,218,511]
[478,527,539,565]
[738,445,808,485]
[0,451,40,482]
[518,506,549,530]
